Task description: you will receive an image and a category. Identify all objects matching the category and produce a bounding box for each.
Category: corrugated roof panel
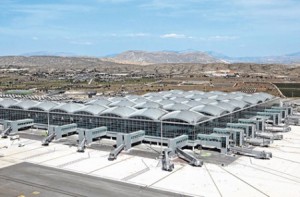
[161,110,209,124]
[129,108,167,120]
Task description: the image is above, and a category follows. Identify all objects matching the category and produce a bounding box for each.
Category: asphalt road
[0,162,189,197]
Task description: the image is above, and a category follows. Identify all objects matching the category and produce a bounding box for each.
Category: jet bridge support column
[108,130,145,161]
[42,123,77,146]
[168,135,203,167]
[161,148,174,171]
[77,127,107,152]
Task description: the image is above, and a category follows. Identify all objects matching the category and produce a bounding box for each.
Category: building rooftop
[0,90,275,123]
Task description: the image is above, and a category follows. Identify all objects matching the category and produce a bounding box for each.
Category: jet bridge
[265,125,291,132]
[176,148,203,167]
[244,138,272,147]
[238,119,264,132]
[196,133,229,154]
[42,132,56,146]
[168,135,203,167]
[255,132,283,140]
[77,127,107,152]
[48,123,77,139]
[253,115,271,123]
[213,128,244,146]
[226,123,255,138]
[286,115,300,125]
[161,148,175,171]
[265,109,285,122]
[257,112,280,125]
[42,123,77,146]
[108,130,145,161]
[1,119,34,138]
[230,146,272,159]
[272,106,292,116]
[168,135,189,152]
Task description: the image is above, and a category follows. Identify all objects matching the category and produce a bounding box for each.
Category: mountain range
[103,50,226,65]
[14,50,300,65]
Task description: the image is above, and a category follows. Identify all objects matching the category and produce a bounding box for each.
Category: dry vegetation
[0,56,299,97]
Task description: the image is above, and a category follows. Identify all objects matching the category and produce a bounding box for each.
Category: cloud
[160,33,192,39]
[32,36,39,40]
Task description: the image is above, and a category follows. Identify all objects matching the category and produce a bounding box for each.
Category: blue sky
[0,0,299,57]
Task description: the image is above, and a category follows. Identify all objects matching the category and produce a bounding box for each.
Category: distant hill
[103,50,226,64]
[1,50,300,66]
[20,51,77,57]
[207,51,300,65]
[0,56,119,68]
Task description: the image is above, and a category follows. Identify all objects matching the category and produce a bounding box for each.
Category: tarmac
[0,162,184,197]
[0,126,300,197]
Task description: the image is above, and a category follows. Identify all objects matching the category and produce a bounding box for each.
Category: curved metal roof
[182,100,204,107]
[238,95,261,105]
[129,108,167,120]
[185,94,207,100]
[212,102,240,112]
[160,110,209,124]
[201,92,216,98]
[156,99,176,106]
[170,97,190,103]
[213,95,233,101]
[224,99,250,109]
[230,91,249,96]
[254,92,273,101]
[195,98,218,105]
[28,101,59,111]
[109,100,136,107]
[100,106,137,117]
[50,102,85,113]
[134,101,162,109]
[130,97,150,104]
[188,90,205,94]
[210,91,226,95]
[191,104,229,116]
[143,92,160,97]
[125,95,140,100]
[146,96,164,102]
[108,97,128,102]
[73,104,108,115]
[163,103,191,111]
[157,91,172,97]
[165,93,185,98]
[0,98,19,108]
[86,98,111,106]
[1,90,275,123]
[9,100,39,110]
[170,90,184,94]
[224,94,244,99]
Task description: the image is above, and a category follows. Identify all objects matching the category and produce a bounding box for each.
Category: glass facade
[0,98,279,141]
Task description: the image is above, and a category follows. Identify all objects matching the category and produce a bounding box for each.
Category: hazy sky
[0,0,299,57]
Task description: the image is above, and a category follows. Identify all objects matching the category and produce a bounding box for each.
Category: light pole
[47,111,50,135]
[160,120,163,153]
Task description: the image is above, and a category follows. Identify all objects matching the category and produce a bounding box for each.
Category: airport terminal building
[0,90,289,153]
